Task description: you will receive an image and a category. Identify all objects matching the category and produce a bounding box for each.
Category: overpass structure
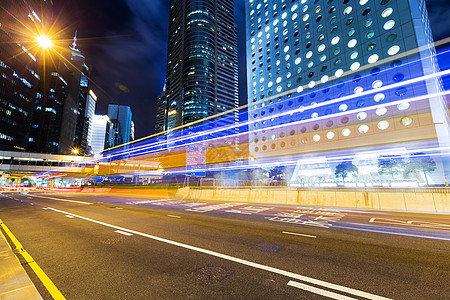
[0,151,87,185]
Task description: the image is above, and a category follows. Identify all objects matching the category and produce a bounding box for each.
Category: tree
[335,161,358,182]
[269,166,285,181]
[405,152,437,186]
[377,155,405,178]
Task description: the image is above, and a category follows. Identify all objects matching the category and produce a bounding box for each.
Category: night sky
[54,0,450,139]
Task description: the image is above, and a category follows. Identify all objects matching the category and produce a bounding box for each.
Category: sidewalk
[0,227,42,300]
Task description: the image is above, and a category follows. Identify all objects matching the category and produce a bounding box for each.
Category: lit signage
[89,90,97,101]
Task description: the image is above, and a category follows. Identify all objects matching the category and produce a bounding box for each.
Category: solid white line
[114,230,133,236]
[167,215,181,218]
[282,231,317,238]
[287,281,357,300]
[66,215,74,218]
[45,207,391,300]
[29,195,92,205]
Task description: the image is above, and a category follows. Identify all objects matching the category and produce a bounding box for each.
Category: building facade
[105,104,132,148]
[246,0,450,185]
[0,0,53,151]
[90,114,109,156]
[163,0,239,132]
[28,35,87,155]
[155,89,166,134]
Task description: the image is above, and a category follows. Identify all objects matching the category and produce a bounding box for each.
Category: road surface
[0,192,449,299]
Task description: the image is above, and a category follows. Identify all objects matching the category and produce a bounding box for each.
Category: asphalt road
[0,192,449,299]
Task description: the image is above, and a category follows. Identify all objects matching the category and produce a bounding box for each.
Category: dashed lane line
[167,215,181,218]
[282,231,317,239]
[28,195,92,205]
[287,280,357,300]
[45,207,391,300]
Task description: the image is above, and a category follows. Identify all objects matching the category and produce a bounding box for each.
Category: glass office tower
[246,0,450,185]
[164,0,239,131]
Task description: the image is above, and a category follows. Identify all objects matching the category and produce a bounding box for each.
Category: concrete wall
[176,188,450,213]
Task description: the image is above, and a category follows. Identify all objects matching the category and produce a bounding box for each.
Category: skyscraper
[90,114,109,156]
[105,104,132,148]
[163,0,239,131]
[155,89,166,134]
[246,0,450,184]
[28,34,88,155]
[0,0,53,151]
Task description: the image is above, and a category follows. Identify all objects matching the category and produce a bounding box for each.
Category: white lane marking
[287,281,357,300]
[66,215,74,218]
[167,215,181,218]
[369,218,450,230]
[46,207,391,300]
[27,197,33,199]
[114,230,133,236]
[29,195,92,205]
[282,231,317,239]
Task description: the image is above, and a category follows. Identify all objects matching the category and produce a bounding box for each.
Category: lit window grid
[247,0,412,103]
[246,0,427,155]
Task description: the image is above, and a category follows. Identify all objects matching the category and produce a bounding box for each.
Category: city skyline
[54,0,450,139]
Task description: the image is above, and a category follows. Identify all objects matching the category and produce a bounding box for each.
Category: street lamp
[71,148,79,155]
[36,34,52,49]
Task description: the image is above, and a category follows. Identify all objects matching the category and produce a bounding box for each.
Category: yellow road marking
[0,219,65,300]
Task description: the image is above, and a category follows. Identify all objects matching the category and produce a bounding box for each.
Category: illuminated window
[344,6,353,15]
[372,80,383,88]
[295,57,302,64]
[350,51,359,59]
[342,128,351,136]
[354,86,363,94]
[374,93,385,102]
[388,45,400,55]
[383,20,395,30]
[357,112,367,120]
[331,36,340,45]
[321,75,329,83]
[368,54,379,64]
[339,104,348,112]
[335,69,344,77]
[376,107,387,116]
[381,8,393,18]
[378,121,389,130]
[326,132,335,139]
[358,125,369,133]
[318,44,326,52]
[313,134,321,142]
[401,117,413,126]
[398,102,410,111]
[347,39,357,48]
[350,62,360,71]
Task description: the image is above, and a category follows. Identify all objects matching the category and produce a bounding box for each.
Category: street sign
[186,144,206,177]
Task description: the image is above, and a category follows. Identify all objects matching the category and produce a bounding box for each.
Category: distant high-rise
[90,115,109,156]
[0,0,53,151]
[155,89,166,134]
[105,104,132,148]
[163,0,239,131]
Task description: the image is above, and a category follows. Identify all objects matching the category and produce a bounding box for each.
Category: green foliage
[269,166,285,181]
[404,152,436,185]
[335,161,358,181]
[377,155,405,177]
